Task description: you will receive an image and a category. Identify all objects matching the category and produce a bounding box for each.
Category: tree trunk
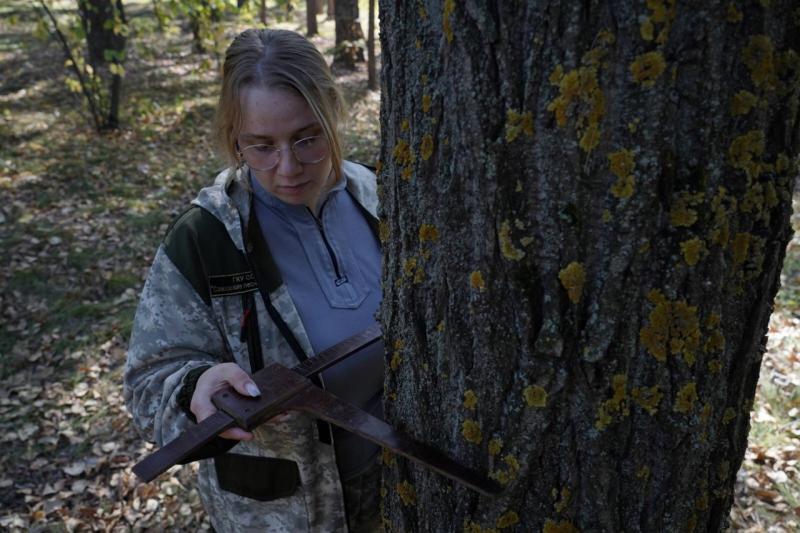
[332,0,364,69]
[77,0,126,130]
[306,0,318,36]
[378,1,800,531]
[260,0,267,25]
[327,0,334,19]
[366,0,376,90]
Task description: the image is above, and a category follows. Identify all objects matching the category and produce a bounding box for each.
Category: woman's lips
[279,182,309,193]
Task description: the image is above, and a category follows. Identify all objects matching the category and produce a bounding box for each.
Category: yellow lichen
[463,521,484,533]
[420,134,434,161]
[491,468,511,486]
[608,148,636,199]
[401,119,410,132]
[401,166,413,181]
[637,465,651,480]
[554,487,571,513]
[470,270,486,291]
[726,2,743,23]
[596,374,629,430]
[443,0,455,43]
[558,262,586,304]
[602,209,612,222]
[499,220,525,261]
[546,38,609,149]
[436,320,445,332]
[379,219,390,243]
[463,389,478,410]
[710,187,734,246]
[549,64,564,85]
[700,403,713,424]
[640,292,700,365]
[523,385,547,407]
[640,18,654,41]
[422,94,431,113]
[708,359,723,373]
[390,352,402,371]
[680,238,706,266]
[496,511,519,529]
[462,419,483,444]
[631,385,663,415]
[403,257,417,277]
[505,109,534,142]
[413,265,425,284]
[504,454,520,473]
[732,232,751,265]
[419,223,439,242]
[543,519,580,533]
[396,480,416,506]
[723,407,737,425]
[488,438,502,456]
[674,382,698,413]
[382,447,395,466]
[731,90,758,116]
[630,51,667,87]
[704,330,725,354]
[742,35,776,89]
[579,122,601,153]
[728,130,765,179]
[670,191,704,227]
[393,139,414,166]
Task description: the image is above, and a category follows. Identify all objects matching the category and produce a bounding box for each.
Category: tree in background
[366,0,376,90]
[332,0,363,69]
[35,0,128,131]
[305,0,318,36]
[378,1,799,531]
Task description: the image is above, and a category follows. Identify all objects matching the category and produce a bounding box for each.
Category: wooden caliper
[132,325,502,497]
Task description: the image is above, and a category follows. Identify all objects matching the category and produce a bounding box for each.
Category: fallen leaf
[62,461,85,476]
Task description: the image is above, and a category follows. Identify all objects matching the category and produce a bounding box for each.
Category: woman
[124,28,384,532]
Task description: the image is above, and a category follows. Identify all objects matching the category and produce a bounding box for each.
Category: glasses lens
[293,136,329,164]
[242,144,279,171]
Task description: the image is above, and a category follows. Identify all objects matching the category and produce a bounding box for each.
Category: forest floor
[0,1,798,531]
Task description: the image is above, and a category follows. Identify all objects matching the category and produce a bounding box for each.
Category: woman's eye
[297,137,318,147]
[254,145,276,153]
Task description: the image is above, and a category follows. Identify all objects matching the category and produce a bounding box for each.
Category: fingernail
[246,383,260,397]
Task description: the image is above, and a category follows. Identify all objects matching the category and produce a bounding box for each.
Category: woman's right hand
[190,363,262,441]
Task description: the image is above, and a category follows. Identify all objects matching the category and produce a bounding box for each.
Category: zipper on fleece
[307,202,348,286]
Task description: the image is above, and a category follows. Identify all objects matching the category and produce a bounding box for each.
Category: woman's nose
[276,144,302,176]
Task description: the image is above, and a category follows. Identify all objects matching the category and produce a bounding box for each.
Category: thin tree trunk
[260,0,267,25]
[379,1,800,531]
[306,0,318,36]
[366,0,376,90]
[327,0,334,19]
[332,0,363,69]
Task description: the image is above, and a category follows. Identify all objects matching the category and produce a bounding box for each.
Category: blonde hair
[215,29,345,181]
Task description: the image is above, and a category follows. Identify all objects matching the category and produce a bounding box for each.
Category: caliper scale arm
[132,326,502,497]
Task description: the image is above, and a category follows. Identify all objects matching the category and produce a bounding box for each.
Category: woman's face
[237,86,334,211]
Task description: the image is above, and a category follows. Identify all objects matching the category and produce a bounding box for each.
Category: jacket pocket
[214,453,301,501]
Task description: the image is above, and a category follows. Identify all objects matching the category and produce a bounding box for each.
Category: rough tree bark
[333,0,364,69]
[378,1,799,531]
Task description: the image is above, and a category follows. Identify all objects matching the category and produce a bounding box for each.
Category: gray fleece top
[250,172,384,480]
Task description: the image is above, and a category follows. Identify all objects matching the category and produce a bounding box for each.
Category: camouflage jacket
[124,161,379,532]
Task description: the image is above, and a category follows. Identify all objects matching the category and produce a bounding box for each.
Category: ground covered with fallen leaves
[0,1,797,531]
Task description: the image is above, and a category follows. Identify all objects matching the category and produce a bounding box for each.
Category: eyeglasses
[237,135,330,171]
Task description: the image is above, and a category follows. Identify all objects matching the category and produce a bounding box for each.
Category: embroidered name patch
[209,271,258,297]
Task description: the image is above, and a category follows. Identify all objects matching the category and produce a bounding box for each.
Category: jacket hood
[191,160,379,253]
